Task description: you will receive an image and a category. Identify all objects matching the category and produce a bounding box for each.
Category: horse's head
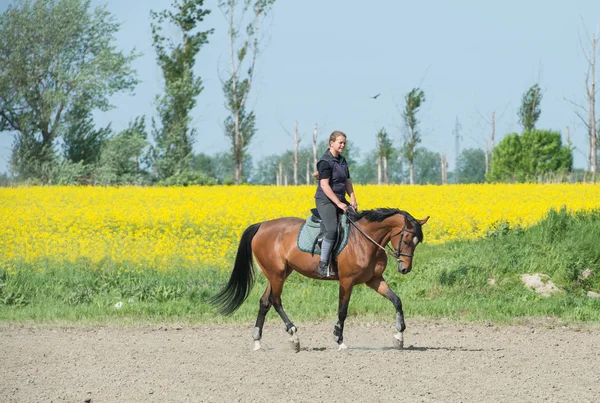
[391,214,429,274]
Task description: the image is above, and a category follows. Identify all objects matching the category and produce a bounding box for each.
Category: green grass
[2,206,600,324]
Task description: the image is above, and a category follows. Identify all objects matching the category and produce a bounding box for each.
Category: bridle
[346,211,416,262]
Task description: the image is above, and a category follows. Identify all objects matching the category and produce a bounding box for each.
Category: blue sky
[1,0,599,173]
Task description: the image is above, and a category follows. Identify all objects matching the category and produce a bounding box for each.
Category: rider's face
[330,136,346,154]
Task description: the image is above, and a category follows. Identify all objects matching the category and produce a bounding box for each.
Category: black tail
[208,223,262,315]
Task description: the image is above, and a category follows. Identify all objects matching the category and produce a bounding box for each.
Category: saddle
[297,209,350,272]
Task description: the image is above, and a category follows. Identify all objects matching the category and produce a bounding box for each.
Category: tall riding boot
[318,238,334,277]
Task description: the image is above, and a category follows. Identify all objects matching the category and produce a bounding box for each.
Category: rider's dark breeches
[316,197,340,241]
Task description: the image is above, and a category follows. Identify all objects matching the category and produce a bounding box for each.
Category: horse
[209,208,429,351]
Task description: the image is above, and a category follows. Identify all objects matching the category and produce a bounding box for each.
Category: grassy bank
[1,207,599,324]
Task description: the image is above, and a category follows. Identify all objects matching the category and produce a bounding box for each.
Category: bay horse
[209,208,429,351]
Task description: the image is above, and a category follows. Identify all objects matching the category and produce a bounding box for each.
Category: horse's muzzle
[397,261,411,274]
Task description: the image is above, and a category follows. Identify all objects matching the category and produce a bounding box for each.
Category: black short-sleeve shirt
[317,155,350,180]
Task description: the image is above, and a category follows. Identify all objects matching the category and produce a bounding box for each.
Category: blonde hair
[328,130,347,146]
[312,130,347,179]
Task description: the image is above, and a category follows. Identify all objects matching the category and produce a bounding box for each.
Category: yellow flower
[1,184,599,271]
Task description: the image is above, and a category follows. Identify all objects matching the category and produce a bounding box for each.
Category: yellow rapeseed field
[1,184,599,271]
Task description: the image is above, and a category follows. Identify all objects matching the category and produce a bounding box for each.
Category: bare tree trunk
[377,154,382,185]
[582,24,599,175]
[485,140,489,175]
[441,151,448,184]
[279,161,283,186]
[591,37,597,175]
[409,127,415,185]
[491,111,495,153]
[284,172,288,186]
[293,120,299,186]
[312,124,318,174]
[383,156,388,184]
[306,158,310,185]
[377,132,382,185]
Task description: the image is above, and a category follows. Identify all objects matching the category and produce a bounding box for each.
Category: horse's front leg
[366,276,405,349]
[334,279,354,350]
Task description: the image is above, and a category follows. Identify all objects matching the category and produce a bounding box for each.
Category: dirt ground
[1,319,599,403]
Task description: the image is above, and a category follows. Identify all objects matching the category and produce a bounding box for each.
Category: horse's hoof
[253,340,262,351]
[338,343,348,350]
[289,330,300,352]
[393,332,404,349]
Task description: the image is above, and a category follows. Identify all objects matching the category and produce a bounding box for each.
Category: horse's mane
[348,208,424,242]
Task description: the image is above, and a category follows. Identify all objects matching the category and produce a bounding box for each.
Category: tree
[150,0,214,180]
[376,127,393,184]
[95,117,150,185]
[251,153,280,184]
[191,152,217,178]
[0,0,138,181]
[456,148,486,184]
[579,21,598,175]
[414,147,441,185]
[401,88,426,185]
[61,98,111,166]
[220,0,275,184]
[518,83,542,132]
[211,151,253,184]
[487,130,572,182]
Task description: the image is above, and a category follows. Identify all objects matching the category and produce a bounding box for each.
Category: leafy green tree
[518,83,542,132]
[251,154,281,184]
[0,0,138,181]
[0,172,12,187]
[487,130,572,182]
[61,99,111,166]
[456,148,486,184]
[223,76,256,182]
[487,133,522,182]
[401,88,426,185]
[95,117,150,185]
[376,127,393,184]
[414,147,441,184]
[151,0,214,180]
[211,151,253,184]
[191,153,217,178]
[520,129,572,177]
[352,148,404,185]
[220,0,275,184]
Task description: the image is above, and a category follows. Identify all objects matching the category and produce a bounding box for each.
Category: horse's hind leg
[252,283,272,351]
[366,277,405,349]
[270,276,300,352]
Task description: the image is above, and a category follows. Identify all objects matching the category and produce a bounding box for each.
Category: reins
[345,209,415,261]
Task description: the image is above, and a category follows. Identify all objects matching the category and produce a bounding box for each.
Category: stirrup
[317,261,330,278]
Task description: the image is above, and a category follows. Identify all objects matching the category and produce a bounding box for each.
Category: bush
[159,171,217,186]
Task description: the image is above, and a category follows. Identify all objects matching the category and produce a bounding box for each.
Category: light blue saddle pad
[297,214,350,256]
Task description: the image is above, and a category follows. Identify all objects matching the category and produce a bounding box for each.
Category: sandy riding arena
[1,320,599,402]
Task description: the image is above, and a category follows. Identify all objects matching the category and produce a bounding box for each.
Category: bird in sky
[370,93,380,99]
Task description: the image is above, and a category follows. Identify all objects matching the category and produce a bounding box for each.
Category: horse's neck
[359,220,394,244]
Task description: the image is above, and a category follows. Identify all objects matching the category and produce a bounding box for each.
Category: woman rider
[314,130,358,278]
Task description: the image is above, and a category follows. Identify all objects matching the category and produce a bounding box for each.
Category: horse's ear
[418,216,430,225]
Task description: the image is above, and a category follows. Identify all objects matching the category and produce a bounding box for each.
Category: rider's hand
[337,203,348,212]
